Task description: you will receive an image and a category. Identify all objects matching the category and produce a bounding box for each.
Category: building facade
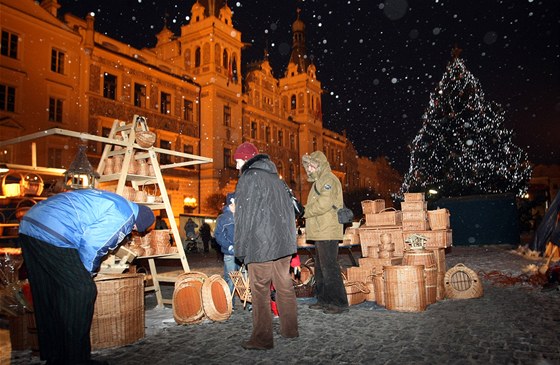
[0,0,399,217]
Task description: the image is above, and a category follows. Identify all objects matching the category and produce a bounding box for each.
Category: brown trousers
[247,256,298,347]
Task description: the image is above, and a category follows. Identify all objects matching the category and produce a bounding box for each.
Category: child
[214,193,240,301]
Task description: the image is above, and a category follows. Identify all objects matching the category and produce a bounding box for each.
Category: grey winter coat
[234,154,297,264]
[302,151,344,241]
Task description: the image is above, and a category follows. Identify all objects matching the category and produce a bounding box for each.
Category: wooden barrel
[202,274,232,322]
[173,274,206,324]
[403,249,438,304]
[383,265,427,312]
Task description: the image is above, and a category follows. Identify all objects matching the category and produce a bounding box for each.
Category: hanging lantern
[64,145,100,190]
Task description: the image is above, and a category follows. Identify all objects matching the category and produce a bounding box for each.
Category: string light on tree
[400,47,532,198]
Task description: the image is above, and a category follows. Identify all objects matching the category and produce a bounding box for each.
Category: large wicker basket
[136,131,156,148]
[91,274,145,350]
[427,209,451,230]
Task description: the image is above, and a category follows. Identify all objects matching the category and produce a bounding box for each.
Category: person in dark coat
[302,151,349,314]
[233,142,298,350]
[18,189,155,365]
[199,222,212,253]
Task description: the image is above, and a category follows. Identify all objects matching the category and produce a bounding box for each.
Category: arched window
[214,44,221,65]
[290,95,296,110]
[202,43,210,64]
[194,47,201,67]
[223,49,229,69]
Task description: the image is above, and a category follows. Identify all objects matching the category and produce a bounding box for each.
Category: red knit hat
[234,142,259,161]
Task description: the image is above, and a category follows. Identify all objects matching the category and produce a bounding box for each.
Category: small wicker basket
[444,263,483,300]
[136,131,156,148]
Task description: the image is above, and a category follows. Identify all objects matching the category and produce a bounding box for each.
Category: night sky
[57,0,559,174]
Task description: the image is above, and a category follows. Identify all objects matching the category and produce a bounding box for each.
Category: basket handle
[16,198,37,209]
[379,207,397,213]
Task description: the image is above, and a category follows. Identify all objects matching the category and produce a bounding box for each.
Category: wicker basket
[91,274,145,350]
[403,192,425,201]
[444,263,483,300]
[202,274,232,322]
[383,265,427,312]
[15,198,36,221]
[344,279,369,306]
[403,230,452,249]
[2,173,24,197]
[22,173,44,197]
[136,131,156,148]
[402,219,430,231]
[173,273,206,324]
[365,208,403,227]
[427,209,451,230]
[401,201,427,211]
[361,199,385,214]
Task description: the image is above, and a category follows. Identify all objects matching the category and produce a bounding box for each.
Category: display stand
[96,115,211,307]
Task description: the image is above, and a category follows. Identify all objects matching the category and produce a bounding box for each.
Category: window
[223,148,233,169]
[183,144,195,169]
[160,92,171,114]
[195,47,201,67]
[183,99,193,121]
[1,30,18,59]
[134,83,146,108]
[290,134,296,150]
[250,121,257,139]
[278,130,284,146]
[103,73,117,100]
[290,95,296,110]
[265,126,271,143]
[0,84,15,112]
[47,147,63,168]
[48,97,63,122]
[51,48,65,74]
[159,140,172,164]
[313,137,317,151]
[289,164,296,185]
[223,105,231,127]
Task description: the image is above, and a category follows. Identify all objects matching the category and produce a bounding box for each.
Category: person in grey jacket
[233,142,298,350]
[302,151,349,314]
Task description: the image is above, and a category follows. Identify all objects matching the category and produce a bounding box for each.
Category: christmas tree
[401,49,532,198]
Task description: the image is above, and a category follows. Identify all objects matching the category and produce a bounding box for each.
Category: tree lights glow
[401,52,532,198]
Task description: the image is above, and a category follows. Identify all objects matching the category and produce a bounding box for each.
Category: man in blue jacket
[19,188,155,365]
[233,142,298,350]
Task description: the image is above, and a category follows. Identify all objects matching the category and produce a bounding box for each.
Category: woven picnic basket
[201,274,232,322]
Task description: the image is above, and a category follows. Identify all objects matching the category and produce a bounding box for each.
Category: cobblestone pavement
[6,245,560,365]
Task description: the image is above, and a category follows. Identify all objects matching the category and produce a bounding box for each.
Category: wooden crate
[402,210,428,221]
[401,201,428,211]
[365,208,403,227]
[404,192,425,201]
[403,230,453,249]
[358,227,405,256]
[402,220,430,231]
[361,199,385,214]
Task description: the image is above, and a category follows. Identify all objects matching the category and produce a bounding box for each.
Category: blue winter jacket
[19,189,139,273]
[214,205,235,255]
